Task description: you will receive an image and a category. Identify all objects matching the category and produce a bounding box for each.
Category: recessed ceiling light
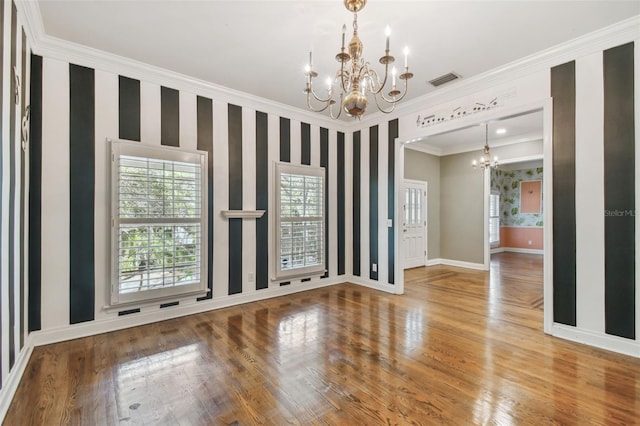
[496,128,507,135]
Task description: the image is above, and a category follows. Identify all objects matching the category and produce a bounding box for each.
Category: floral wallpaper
[491,167,544,227]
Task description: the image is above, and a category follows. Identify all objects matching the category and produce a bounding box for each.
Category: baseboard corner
[0,336,34,421]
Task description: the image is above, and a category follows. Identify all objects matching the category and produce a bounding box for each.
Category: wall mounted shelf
[220,210,265,219]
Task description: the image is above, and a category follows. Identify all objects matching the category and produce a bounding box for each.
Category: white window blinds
[489,193,500,245]
[111,141,208,306]
[275,163,325,280]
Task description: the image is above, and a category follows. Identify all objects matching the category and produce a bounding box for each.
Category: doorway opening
[489,157,544,258]
[395,101,552,333]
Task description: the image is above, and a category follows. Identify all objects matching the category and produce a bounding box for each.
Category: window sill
[103,289,210,313]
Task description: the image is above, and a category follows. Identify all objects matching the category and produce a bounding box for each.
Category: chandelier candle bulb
[342,24,346,49]
[385,25,390,51]
[392,66,397,87]
[403,46,409,68]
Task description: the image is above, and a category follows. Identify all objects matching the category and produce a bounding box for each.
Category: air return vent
[428,72,461,87]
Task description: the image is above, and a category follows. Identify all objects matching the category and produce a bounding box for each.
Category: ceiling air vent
[428,72,461,87]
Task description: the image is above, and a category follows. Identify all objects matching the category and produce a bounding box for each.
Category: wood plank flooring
[5,253,640,424]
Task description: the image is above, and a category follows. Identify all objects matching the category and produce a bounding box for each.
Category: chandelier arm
[365,63,390,96]
[306,92,333,113]
[372,75,407,104]
[384,76,411,104]
[376,92,398,105]
[336,67,351,94]
[310,86,334,104]
[339,60,349,93]
[362,65,378,91]
[371,91,397,114]
[328,93,344,119]
[397,76,411,101]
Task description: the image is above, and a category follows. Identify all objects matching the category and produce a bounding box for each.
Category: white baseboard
[551,323,640,358]
[0,336,34,420]
[349,276,400,294]
[30,276,343,347]
[490,247,505,254]
[426,258,442,266]
[423,258,487,270]
[496,247,544,255]
[437,258,487,270]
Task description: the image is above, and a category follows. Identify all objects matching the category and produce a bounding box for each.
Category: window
[404,187,423,226]
[489,192,500,246]
[274,163,325,280]
[111,140,208,307]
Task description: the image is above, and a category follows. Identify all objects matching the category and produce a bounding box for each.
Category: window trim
[273,162,326,281]
[110,139,209,308]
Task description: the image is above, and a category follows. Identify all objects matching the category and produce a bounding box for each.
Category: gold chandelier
[304,0,413,119]
[472,124,499,169]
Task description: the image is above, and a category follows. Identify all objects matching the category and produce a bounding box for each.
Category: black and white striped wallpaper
[551,42,636,340]
[28,56,398,335]
[0,0,31,397]
[352,120,399,286]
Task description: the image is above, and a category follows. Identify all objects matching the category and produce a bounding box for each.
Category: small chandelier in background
[472,124,499,170]
[304,0,413,119]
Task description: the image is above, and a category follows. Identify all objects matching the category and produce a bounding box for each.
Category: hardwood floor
[6,253,640,424]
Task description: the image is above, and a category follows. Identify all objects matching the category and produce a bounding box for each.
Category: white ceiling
[36,1,639,119]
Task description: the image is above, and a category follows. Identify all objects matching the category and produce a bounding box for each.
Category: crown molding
[16,0,44,43]
[359,15,640,128]
[15,1,639,134]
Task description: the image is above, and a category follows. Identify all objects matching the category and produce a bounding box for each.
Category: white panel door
[403,180,427,269]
